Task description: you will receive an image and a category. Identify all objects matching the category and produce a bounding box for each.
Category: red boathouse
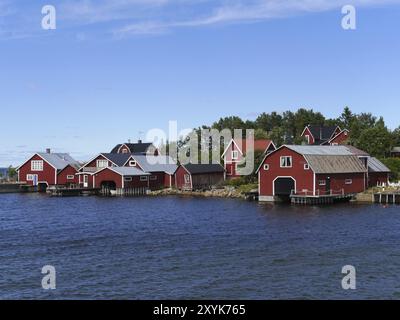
[257,145,368,202]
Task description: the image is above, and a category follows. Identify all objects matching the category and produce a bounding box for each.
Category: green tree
[356,125,392,158]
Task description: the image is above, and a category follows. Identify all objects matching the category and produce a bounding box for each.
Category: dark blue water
[1,193,400,299]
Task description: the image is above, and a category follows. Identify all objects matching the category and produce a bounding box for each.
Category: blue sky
[1,0,400,166]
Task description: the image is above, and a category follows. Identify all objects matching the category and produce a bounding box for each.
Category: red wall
[259,147,314,197]
[57,165,78,185]
[94,168,150,189]
[224,142,243,178]
[94,169,123,188]
[148,172,165,190]
[175,166,191,189]
[368,172,389,187]
[315,173,365,195]
[302,127,315,145]
[18,154,57,186]
[84,155,114,168]
[329,131,350,145]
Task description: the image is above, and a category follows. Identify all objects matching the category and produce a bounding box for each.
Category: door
[326,177,331,195]
[83,175,89,188]
[32,174,38,187]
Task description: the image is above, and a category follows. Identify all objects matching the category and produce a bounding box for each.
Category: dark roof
[101,153,132,166]
[111,143,154,154]
[307,125,339,143]
[182,163,225,174]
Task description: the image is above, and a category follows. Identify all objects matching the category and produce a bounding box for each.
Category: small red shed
[175,164,225,190]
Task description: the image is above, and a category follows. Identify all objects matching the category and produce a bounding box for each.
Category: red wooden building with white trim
[301,125,350,146]
[257,145,368,202]
[222,139,276,178]
[17,149,80,190]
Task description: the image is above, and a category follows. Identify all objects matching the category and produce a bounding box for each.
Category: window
[263,164,269,171]
[140,176,148,181]
[345,179,353,185]
[97,160,108,168]
[26,174,36,181]
[232,151,239,160]
[67,175,75,180]
[184,174,191,184]
[122,149,128,154]
[124,177,132,182]
[304,164,310,170]
[150,176,157,181]
[305,135,310,144]
[319,180,326,186]
[331,143,338,146]
[31,160,43,171]
[129,160,137,167]
[280,156,292,168]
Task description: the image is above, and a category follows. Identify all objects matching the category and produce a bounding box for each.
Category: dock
[373,192,400,205]
[290,189,353,205]
[47,186,100,197]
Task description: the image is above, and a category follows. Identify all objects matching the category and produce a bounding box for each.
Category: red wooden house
[222,139,276,179]
[17,149,80,190]
[257,145,368,202]
[301,125,349,146]
[78,152,177,192]
[175,164,225,190]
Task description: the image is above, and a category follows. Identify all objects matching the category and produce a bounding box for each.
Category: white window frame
[67,175,75,180]
[129,160,137,167]
[319,180,326,186]
[184,174,191,184]
[150,176,157,181]
[345,179,353,185]
[140,176,148,181]
[97,159,109,168]
[122,149,128,154]
[304,163,310,170]
[26,174,37,181]
[232,150,239,160]
[31,160,43,171]
[280,156,292,168]
[263,164,270,171]
[124,177,132,182]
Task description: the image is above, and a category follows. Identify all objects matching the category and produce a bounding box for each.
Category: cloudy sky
[1,0,400,165]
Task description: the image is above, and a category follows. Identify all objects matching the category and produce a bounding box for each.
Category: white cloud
[114,0,400,36]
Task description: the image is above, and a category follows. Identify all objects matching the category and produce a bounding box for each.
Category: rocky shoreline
[149,187,246,199]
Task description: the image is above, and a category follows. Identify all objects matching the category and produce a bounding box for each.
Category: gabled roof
[391,147,400,153]
[181,163,225,174]
[368,157,390,173]
[222,139,275,157]
[100,153,132,167]
[131,155,178,175]
[101,167,150,176]
[17,152,79,171]
[303,125,340,144]
[111,143,155,154]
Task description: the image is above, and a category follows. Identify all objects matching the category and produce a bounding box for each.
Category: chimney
[138,139,142,144]
[46,148,51,154]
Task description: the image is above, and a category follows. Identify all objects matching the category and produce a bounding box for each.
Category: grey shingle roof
[304,155,367,174]
[391,147,400,153]
[37,153,79,171]
[133,155,178,175]
[368,157,390,173]
[286,145,354,155]
[101,153,131,166]
[110,167,150,176]
[182,163,225,174]
[110,143,154,154]
[307,125,338,142]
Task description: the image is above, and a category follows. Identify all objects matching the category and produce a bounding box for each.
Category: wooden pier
[290,189,353,205]
[47,187,100,197]
[373,192,400,205]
